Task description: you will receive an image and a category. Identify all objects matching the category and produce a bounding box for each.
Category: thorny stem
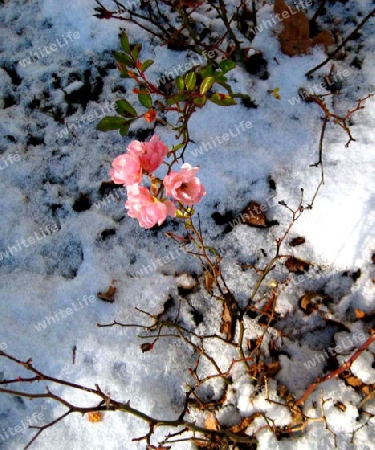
[0,349,260,447]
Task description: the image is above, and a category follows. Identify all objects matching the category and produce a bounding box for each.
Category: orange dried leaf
[97,286,116,303]
[345,375,363,388]
[355,308,367,319]
[205,412,218,430]
[88,412,102,422]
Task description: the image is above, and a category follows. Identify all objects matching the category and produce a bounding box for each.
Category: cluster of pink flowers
[110,135,206,228]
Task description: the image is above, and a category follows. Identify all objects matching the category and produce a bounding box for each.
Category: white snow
[0,0,374,449]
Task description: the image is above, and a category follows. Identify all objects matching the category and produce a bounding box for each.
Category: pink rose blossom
[126,185,176,229]
[163,163,206,206]
[127,135,168,173]
[109,153,142,186]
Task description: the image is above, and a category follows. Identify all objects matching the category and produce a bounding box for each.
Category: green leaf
[138,92,152,109]
[184,72,196,91]
[96,117,127,132]
[131,44,142,61]
[214,74,228,83]
[193,95,207,107]
[115,99,137,118]
[114,52,133,66]
[141,59,154,71]
[219,60,236,73]
[119,123,131,136]
[200,76,215,95]
[120,32,130,53]
[166,94,187,105]
[209,93,237,106]
[198,65,213,79]
[175,76,185,92]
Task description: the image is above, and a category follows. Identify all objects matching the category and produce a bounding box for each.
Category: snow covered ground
[0,0,374,449]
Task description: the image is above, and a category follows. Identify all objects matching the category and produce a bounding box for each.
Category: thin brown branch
[296,331,375,406]
[306,8,375,77]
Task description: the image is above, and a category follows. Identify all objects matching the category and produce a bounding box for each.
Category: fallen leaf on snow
[242,201,266,227]
[220,301,235,342]
[88,412,102,422]
[205,412,218,430]
[274,0,333,56]
[289,237,306,247]
[285,256,310,274]
[97,286,116,303]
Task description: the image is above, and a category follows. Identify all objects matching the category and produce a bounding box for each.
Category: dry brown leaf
[300,291,322,314]
[354,308,375,321]
[242,201,266,227]
[285,256,310,274]
[204,270,214,293]
[335,401,346,412]
[205,412,218,430]
[289,236,306,247]
[362,384,375,396]
[355,308,367,319]
[274,0,333,56]
[220,302,235,342]
[345,375,363,388]
[266,361,281,377]
[97,286,116,303]
[372,252,375,264]
[140,342,154,353]
[313,30,334,49]
[229,415,260,434]
[88,412,102,422]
